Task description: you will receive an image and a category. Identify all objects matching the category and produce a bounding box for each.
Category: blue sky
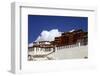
[28,15,88,43]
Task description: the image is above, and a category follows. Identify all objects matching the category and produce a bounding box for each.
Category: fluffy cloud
[35,29,62,42]
[28,29,75,47]
[69,29,75,32]
[28,42,34,47]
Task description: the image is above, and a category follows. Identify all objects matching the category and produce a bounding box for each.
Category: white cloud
[69,29,75,32]
[28,29,75,47]
[28,42,34,47]
[35,29,62,42]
